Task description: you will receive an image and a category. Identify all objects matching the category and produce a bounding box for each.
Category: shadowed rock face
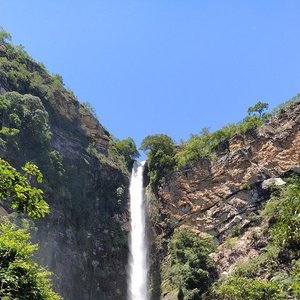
[157,101,300,240]
[0,44,130,300]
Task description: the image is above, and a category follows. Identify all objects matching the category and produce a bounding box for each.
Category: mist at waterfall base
[128,161,148,300]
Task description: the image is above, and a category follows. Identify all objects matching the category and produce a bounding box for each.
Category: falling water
[128,161,148,300]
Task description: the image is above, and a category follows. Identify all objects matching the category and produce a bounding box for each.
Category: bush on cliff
[215,276,286,300]
[175,107,265,168]
[114,137,140,169]
[263,176,300,248]
[141,134,176,186]
[166,228,215,299]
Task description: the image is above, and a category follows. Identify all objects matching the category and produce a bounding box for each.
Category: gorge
[1,28,300,300]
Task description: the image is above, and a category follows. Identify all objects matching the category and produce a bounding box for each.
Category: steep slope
[149,99,300,299]
[0,33,130,299]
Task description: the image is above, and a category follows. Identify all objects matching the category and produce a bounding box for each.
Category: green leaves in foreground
[0,223,62,300]
[0,158,49,218]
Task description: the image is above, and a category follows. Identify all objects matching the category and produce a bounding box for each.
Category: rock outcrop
[158,101,300,240]
[148,100,300,299]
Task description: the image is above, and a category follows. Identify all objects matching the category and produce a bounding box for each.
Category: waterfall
[128,161,148,300]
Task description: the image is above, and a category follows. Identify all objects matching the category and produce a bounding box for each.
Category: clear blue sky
[1,1,300,149]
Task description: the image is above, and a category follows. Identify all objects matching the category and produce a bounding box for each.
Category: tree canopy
[247,101,269,119]
[114,137,140,168]
[140,134,176,186]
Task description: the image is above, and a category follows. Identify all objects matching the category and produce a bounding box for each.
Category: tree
[114,137,140,169]
[0,158,62,299]
[0,158,49,218]
[247,101,269,119]
[167,228,215,299]
[140,134,175,186]
[0,223,62,300]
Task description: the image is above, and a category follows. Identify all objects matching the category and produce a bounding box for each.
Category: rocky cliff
[149,99,300,299]
[0,36,130,299]
[159,101,300,239]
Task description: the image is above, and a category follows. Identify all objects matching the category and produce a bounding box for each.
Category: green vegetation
[215,276,286,300]
[0,223,62,300]
[0,28,130,298]
[247,101,269,119]
[271,93,300,115]
[140,134,176,186]
[0,158,49,218]
[141,102,269,177]
[114,137,140,169]
[213,176,300,300]
[86,137,139,173]
[0,91,65,182]
[175,112,264,168]
[0,158,61,299]
[0,92,52,146]
[166,228,215,299]
[263,177,300,248]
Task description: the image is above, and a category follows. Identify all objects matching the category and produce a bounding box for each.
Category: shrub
[114,137,140,169]
[215,276,286,300]
[263,177,300,248]
[175,115,264,168]
[167,228,215,299]
[0,158,49,218]
[141,134,176,186]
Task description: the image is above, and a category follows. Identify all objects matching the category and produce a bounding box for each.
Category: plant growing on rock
[247,101,269,119]
[141,134,176,186]
[166,227,216,299]
[114,137,140,169]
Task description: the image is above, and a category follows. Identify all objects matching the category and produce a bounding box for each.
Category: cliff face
[0,40,130,299]
[158,101,300,240]
[150,100,300,299]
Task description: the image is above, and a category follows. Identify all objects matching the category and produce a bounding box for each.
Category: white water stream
[128,161,148,300]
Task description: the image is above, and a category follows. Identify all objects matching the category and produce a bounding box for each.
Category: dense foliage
[141,103,269,178]
[0,158,61,299]
[215,276,285,300]
[166,228,215,299]
[114,137,140,169]
[140,134,176,186]
[175,114,264,168]
[263,177,300,248]
[0,158,49,218]
[247,101,269,119]
[0,92,52,151]
[0,223,62,300]
[0,92,65,184]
